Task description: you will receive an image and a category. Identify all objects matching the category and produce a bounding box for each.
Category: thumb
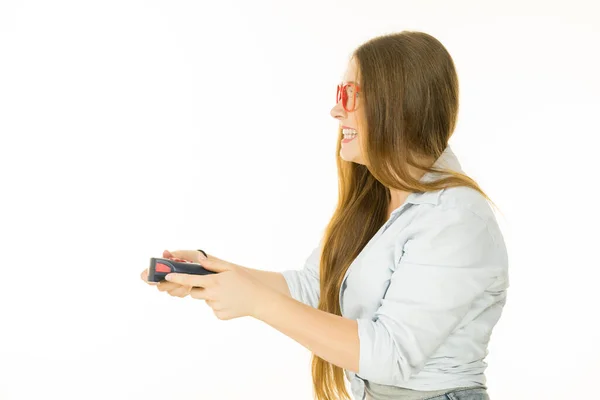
[199,253,234,273]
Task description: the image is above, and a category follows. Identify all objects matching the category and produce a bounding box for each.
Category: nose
[330,100,346,120]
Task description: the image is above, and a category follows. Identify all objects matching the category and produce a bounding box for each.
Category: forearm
[254,289,360,373]
[241,267,292,297]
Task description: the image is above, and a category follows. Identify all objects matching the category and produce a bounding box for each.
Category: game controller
[147,256,216,282]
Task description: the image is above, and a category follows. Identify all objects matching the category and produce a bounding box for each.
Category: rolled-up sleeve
[280,240,322,309]
[356,206,502,384]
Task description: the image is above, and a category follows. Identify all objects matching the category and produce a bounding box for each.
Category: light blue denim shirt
[281,145,509,400]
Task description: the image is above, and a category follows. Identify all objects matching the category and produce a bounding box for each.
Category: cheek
[355,120,366,143]
[354,110,366,133]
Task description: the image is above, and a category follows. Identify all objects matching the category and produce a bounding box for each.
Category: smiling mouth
[342,135,357,143]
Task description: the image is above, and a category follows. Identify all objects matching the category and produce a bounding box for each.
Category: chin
[340,150,361,164]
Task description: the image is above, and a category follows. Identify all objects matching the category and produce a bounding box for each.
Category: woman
[141,31,509,400]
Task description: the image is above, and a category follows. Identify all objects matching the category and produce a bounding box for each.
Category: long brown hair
[310,31,499,400]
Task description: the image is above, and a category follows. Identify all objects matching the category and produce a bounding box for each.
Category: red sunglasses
[336,82,361,112]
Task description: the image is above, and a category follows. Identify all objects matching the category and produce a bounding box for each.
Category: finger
[166,250,204,263]
[140,269,158,286]
[168,285,191,298]
[157,281,183,292]
[165,273,215,288]
[190,255,232,273]
[190,287,210,300]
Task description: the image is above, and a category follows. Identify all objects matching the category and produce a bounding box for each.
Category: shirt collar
[402,144,464,207]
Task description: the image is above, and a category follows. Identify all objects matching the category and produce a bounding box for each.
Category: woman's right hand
[140,249,203,298]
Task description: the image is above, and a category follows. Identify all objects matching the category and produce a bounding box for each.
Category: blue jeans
[429,387,490,400]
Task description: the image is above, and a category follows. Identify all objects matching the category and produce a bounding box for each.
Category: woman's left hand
[164,253,270,320]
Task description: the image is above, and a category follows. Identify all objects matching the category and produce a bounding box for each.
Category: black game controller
[147,257,216,282]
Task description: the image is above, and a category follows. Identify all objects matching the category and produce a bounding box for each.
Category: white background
[1,1,599,399]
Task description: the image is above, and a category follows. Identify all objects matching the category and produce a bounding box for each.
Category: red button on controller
[155,262,172,273]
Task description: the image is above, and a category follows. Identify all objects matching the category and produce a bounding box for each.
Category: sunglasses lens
[337,83,357,111]
[344,84,356,111]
